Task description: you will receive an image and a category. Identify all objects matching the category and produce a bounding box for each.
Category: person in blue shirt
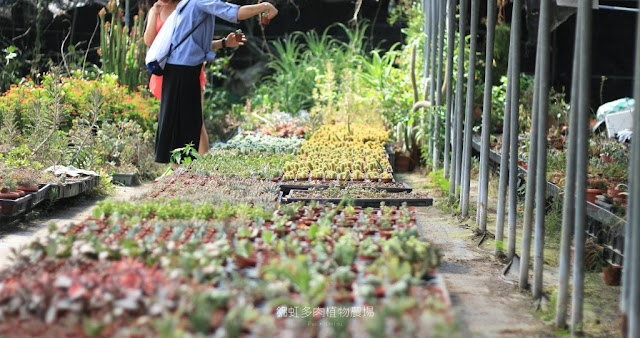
[154,0,278,163]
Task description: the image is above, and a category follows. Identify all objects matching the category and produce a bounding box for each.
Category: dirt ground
[400,170,621,338]
[0,184,151,270]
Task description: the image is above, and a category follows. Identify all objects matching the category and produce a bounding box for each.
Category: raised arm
[144,3,164,47]
[237,2,278,21]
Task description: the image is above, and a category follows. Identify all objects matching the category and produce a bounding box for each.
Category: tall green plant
[99,1,148,90]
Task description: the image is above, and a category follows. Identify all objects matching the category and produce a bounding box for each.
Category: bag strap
[159,0,207,63]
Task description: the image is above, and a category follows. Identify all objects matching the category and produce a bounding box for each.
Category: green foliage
[0,46,23,92]
[98,2,148,90]
[170,143,201,165]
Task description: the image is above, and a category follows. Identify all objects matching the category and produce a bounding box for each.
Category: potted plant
[602,263,622,286]
[234,239,257,268]
[234,29,244,42]
[332,266,356,290]
[586,179,608,204]
[380,172,393,183]
[359,237,381,261]
[296,169,309,181]
[333,237,356,268]
[282,172,295,181]
[366,171,379,182]
[351,171,364,182]
[338,171,349,182]
[325,170,337,181]
[310,169,324,181]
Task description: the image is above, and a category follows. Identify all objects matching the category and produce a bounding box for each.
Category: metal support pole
[625,3,640,334]
[519,33,542,290]
[430,0,439,169]
[424,0,431,81]
[570,1,592,332]
[507,0,522,260]
[495,52,513,250]
[621,4,640,315]
[434,0,446,172]
[479,0,497,234]
[444,0,455,180]
[453,0,467,200]
[460,0,479,217]
[532,0,552,300]
[554,20,581,329]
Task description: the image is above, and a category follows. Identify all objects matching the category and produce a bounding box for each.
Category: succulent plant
[351,171,364,180]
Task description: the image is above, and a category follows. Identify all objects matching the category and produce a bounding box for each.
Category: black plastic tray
[24,184,52,209]
[0,193,33,219]
[112,173,140,186]
[55,176,100,200]
[281,190,433,207]
[278,181,413,195]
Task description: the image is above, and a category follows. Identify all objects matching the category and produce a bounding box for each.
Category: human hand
[225,32,246,48]
[152,0,168,12]
[260,2,278,20]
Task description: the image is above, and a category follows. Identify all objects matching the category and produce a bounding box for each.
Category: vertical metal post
[625,3,640,334]
[125,0,131,27]
[519,15,543,291]
[444,0,456,180]
[532,0,552,300]
[507,0,522,260]
[570,0,592,333]
[621,4,639,315]
[495,45,513,256]
[453,0,468,200]
[430,0,439,169]
[434,0,446,171]
[479,0,497,234]
[460,0,480,217]
[424,0,431,81]
[555,18,581,329]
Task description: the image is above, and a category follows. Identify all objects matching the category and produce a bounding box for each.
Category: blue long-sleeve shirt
[167,0,240,66]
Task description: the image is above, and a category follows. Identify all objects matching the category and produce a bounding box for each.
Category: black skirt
[154,63,203,163]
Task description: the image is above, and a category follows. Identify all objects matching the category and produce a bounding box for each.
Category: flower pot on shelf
[603,264,622,286]
[395,155,412,173]
[586,189,605,204]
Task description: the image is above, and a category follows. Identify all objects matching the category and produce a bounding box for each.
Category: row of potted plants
[144,171,280,207]
[2,200,448,335]
[185,149,292,181]
[288,187,428,201]
[213,134,304,155]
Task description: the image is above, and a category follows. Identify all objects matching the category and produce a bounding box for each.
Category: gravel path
[399,172,554,337]
[0,184,151,270]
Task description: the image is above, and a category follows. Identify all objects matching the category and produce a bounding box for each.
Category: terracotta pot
[607,188,622,197]
[395,155,412,173]
[261,13,270,25]
[359,254,379,261]
[234,32,244,42]
[235,254,258,268]
[335,281,354,291]
[380,178,392,183]
[0,192,20,200]
[600,154,615,163]
[603,264,622,286]
[17,185,38,192]
[586,189,604,204]
[379,230,394,239]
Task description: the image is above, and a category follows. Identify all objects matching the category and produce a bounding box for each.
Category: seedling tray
[0,194,33,219]
[281,190,433,207]
[278,181,413,195]
[55,176,100,200]
[112,173,140,186]
[26,184,52,208]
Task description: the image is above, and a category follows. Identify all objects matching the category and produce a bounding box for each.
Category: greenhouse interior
[0,0,639,336]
